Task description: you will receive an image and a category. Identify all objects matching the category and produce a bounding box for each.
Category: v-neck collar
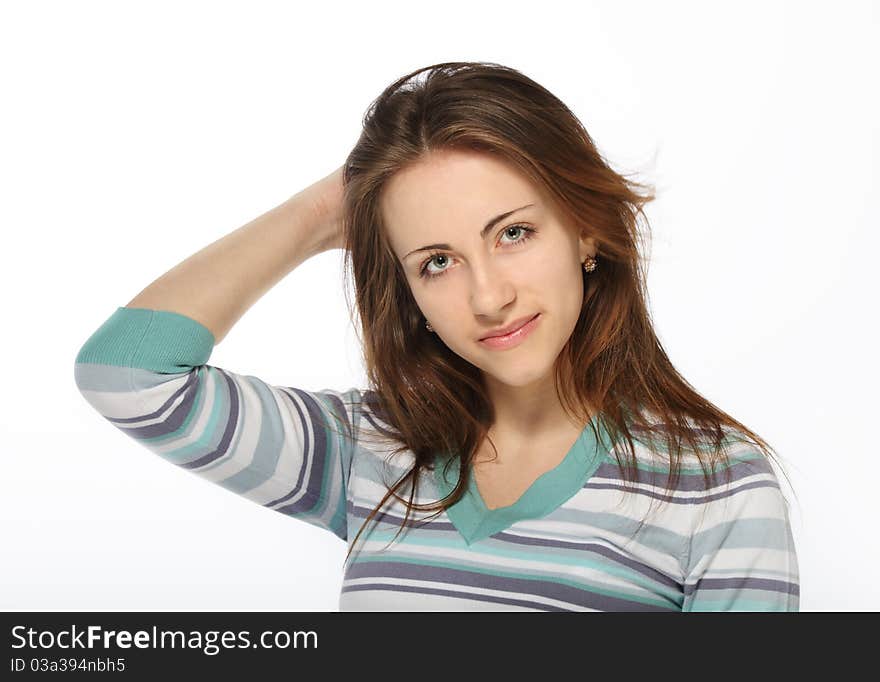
[433,414,612,545]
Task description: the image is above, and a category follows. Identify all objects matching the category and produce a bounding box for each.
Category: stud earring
[425,320,433,332]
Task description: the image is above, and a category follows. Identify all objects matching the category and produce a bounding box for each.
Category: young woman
[74,61,799,611]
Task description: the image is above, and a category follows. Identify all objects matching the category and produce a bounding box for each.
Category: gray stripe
[684,576,799,597]
[344,561,676,611]
[584,478,781,506]
[592,456,772,491]
[184,368,240,469]
[73,361,135,392]
[107,368,198,426]
[690,516,793,554]
[266,387,328,514]
[342,583,579,611]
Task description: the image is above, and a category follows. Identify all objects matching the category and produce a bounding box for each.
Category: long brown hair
[322,61,796,566]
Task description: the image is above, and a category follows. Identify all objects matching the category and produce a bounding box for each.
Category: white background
[1,0,877,611]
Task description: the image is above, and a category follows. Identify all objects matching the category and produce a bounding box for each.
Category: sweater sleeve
[73,306,361,543]
[680,452,800,611]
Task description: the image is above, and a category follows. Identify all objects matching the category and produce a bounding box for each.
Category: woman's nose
[467,263,516,317]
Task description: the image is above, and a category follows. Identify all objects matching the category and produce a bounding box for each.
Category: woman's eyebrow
[403,203,535,261]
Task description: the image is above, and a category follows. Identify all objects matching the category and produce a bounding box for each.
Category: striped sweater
[74,306,800,611]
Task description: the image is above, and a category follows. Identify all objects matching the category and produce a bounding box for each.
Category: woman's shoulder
[601,407,777,491]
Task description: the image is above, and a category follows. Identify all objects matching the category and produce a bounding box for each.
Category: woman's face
[381,148,596,390]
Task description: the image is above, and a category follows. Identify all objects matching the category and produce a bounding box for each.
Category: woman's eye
[418,224,537,281]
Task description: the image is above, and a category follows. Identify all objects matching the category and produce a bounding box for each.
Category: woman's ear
[579,234,598,262]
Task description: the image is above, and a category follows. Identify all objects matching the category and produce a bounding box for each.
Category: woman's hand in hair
[298,164,347,253]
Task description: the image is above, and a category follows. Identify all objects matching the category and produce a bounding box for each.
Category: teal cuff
[75,306,215,373]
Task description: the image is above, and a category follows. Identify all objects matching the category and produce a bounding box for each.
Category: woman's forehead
[380,156,543,247]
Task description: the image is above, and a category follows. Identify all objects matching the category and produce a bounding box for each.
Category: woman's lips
[478,313,541,350]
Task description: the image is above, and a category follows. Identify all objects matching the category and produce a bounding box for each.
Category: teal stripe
[142,367,221,468]
[605,449,766,475]
[686,600,796,612]
[317,415,347,537]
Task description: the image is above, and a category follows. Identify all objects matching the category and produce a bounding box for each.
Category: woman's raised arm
[126,164,345,344]
[73,164,362,544]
